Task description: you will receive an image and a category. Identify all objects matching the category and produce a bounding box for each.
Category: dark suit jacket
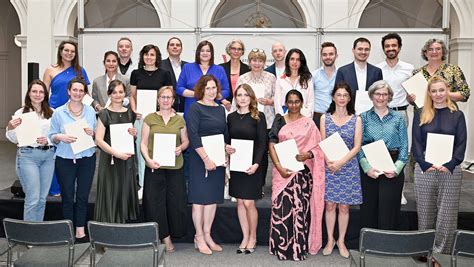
[219,60,250,102]
[162,58,188,112]
[335,61,383,102]
[265,63,276,76]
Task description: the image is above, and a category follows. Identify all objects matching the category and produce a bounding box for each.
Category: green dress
[94,108,139,223]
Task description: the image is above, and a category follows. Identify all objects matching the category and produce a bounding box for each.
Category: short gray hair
[367,80,394,103]
[421,39,447,61]
[225,39,245,56]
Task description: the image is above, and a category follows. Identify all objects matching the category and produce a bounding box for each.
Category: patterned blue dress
[324,114,362,205]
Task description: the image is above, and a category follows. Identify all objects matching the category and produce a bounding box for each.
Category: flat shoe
[337,241,350,258]
[236,247,246,254]
[322,241,335,256]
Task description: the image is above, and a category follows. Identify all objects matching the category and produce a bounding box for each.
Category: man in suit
[265,42,286,78]
[117,37,135,79]
[161,37,188,112]
[335,37,383,106]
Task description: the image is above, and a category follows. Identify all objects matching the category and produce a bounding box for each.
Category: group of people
[5,32,469,262]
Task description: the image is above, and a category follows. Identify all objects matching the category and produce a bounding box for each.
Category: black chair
[349,228,436,267]
[88,221,165,267]
[3,218,90,267]
[433,230,474,267]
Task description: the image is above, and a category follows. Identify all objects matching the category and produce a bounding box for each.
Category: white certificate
[355,90,372,115]
[402,71,427,108]
[136,90,157,117]
[425,133,454,166]
[362,140,396,173]
[229,139,254,172]
[274,139,304,172]
[202,134,226,166]
[82,94,94,106]
[319,132,350,161]
[110,123,134,154]
[64,118,96,154]
[153,133,176,167]
[13,112,42,147]
[249,83,265,112]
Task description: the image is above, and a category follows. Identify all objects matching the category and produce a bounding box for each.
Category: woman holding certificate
[225,83,267,254]
[268,90,325,261]
[129,44,173,194]
[357,80,408,231]
[6,80,55,222]
[49,78,96,241]
[412,76,466,254]
[187,75,229,255]
[94,80,139,224]
[141,86,189,253]
[319,82,362,258]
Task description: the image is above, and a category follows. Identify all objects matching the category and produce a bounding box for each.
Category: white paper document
[402,71,427,108]
[136,90,157,117]
[153,133,176,167]
[110,123,135,154]
[229,139,254,172]
[319,132,350,161]
[82,94,94,106]
[249,83,265,112]
[355,90,372,115]
[361,140,396,173]
[13,112,42,147]
[274,139,304,172]
[425,133,454,166]
[64,119,96,154]
[202,134,226,166]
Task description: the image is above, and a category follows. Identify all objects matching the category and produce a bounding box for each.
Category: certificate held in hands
[425,133,454,166]
[153,133,176,167]
[64,118,96,154]
[402,72,427,108]
[13,112,42,147]
[110,123,134,154]
[361,140,396,173]
[136,90,157,117]
[201,134,226,166]
[274,139,304,172]
[229,139,254,172]
[319,132,350,161]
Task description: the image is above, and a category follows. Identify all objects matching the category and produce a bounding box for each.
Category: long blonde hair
[235,84,260,121]
[419,76,457,125]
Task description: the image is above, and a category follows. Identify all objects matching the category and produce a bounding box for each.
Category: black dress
[227,111,267,199]
[94,108,139,223]
[186,102,229,204]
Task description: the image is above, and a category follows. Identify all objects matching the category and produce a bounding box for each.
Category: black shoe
[75,236,89,244]
[236,247,246,254]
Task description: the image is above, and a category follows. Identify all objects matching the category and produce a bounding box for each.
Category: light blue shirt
[312,67,337,113]
[49,102,96,159]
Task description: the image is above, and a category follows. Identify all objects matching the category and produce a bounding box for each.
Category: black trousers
[143,166,187,239]
[359,168,404,230]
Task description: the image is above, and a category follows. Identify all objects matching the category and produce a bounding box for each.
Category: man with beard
[265,42,286,78]
[162,37,188,112]
[117,37,135,79]
[335,37,383,106]
[312,42,338,128]
[376,33,414,206]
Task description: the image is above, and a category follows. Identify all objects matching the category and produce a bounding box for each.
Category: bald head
[271,42,286,62]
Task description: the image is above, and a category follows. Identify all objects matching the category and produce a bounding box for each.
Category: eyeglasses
[251,48,265,53]
[159,96,173,100]
[427,47,442,52]
[335,93,350,99]
[373,92,389,98]
[230,47,243,52]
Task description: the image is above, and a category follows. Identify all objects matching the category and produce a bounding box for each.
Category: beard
[385,50,398,60]
[323,60,335,67]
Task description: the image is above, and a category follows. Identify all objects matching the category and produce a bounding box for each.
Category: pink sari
[271,116,325,256]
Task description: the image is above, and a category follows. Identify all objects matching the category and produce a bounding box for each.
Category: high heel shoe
[322,239,336,256]
[244,240,257,254]
[194,234,212,255]
[204,232,223,252]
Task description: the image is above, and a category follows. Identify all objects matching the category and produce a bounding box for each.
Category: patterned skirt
[269,166,313,261]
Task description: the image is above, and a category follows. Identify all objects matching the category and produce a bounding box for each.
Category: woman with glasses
[357,80,408,231]
[409,39,470,105]
[219,39,250,109]
[141,86,189,253]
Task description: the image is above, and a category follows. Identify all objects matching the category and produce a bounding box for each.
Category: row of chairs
[349,228,474,267]
[1,218,165,266]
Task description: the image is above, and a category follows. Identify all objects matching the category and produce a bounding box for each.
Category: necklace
[144,67,157,76]
[68,102,83,117]
[237,111,248,120]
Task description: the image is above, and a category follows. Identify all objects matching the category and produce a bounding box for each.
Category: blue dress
[186,102,229,204]
[324,114,362,205]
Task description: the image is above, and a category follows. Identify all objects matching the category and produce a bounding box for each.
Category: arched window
[211,0,305,28]
[84,0,160,28]
[359,0,442,28]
